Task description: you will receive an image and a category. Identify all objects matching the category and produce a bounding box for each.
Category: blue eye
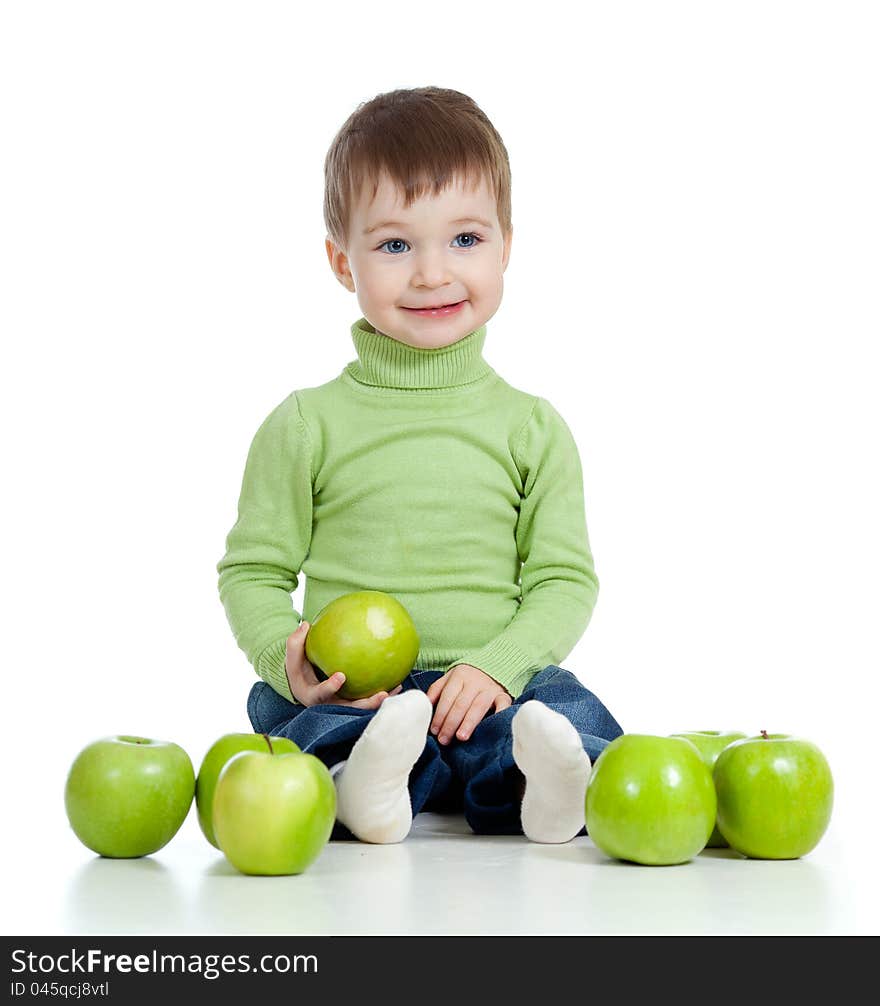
[377,232,483,254]
[453,232,482,249]
[379,238,409,254]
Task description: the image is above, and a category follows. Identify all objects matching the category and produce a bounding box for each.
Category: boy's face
[326,171,512,349]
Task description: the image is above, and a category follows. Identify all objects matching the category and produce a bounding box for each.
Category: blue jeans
[247,665,623,837]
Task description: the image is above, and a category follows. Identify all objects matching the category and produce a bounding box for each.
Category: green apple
[64,735,195,858]
[305,590,420,700]
[213,750,336,875]
[196,732,300,848]
[670,731,747,847]
[585,734,716,866]
[713,731,834,859]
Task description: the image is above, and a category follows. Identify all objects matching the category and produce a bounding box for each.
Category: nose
[411,247,454,288]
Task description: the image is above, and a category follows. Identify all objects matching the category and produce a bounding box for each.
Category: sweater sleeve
[449,397,599,697]
[216,393,313,702]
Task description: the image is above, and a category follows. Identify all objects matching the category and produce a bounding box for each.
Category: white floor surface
[5,800,877,936]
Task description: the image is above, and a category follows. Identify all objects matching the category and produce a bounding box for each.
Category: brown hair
[323,86,512,251]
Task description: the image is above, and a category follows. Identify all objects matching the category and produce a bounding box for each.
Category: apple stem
[760,729,769,740]
[262,733,274,755]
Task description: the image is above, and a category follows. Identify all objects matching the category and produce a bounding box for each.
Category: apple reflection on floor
[60,812,837,937]
[64,856,188,936]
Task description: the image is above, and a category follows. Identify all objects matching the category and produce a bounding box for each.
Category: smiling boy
[217,86,623,844]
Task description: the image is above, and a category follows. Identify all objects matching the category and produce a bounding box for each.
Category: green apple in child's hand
[64,735,195,858]
[585,734,716,866]
[196,732,300,848]
[213,750,336,875]
[669,730,747,846]
[305,590,420,700]
[713,732,833,859]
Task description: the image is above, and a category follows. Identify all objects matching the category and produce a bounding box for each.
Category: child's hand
[426,664,512,744]
[285,622,402,708]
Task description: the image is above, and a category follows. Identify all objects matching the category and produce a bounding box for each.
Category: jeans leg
[446,665,624,835]
[402,671,456,816]
[517,665,624,762]
[247,679,376,768]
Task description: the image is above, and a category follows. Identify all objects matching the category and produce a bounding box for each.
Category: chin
[402,330,470,349]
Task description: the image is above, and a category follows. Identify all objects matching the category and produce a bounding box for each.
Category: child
[217,86,623,845]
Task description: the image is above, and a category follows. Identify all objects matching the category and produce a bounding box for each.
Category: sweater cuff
[448,637,540,699]
[257,636,298,704]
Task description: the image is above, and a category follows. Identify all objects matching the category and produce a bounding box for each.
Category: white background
[2,1,877,935]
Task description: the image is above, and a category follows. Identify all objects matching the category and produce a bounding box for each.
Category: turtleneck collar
[345,317,492,390]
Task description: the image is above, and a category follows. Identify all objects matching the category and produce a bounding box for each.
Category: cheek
[357,266,398,299]
[471,263,504,298]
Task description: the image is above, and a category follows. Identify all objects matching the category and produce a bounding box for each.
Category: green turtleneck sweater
[217,318,599,702]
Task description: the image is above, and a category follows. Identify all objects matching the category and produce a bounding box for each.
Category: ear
[502,226,513,272]
[326,236,356,292]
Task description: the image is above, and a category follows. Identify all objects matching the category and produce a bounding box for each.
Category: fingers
[347,691,390,710]
[286,622,342,705]
[455,691,497,742]
[285,621,309,667]
[310,671,350,705]
[346,684,401,707]
[436,688,479,745]
[493,692,513,713]
[430,678,463,740]
[425,675,446,705]
[286,621,409,708]
[430,676,513,744]
[285,622,317,702]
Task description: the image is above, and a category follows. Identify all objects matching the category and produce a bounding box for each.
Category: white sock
[512,699,592,843]
[333,690,432,844]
